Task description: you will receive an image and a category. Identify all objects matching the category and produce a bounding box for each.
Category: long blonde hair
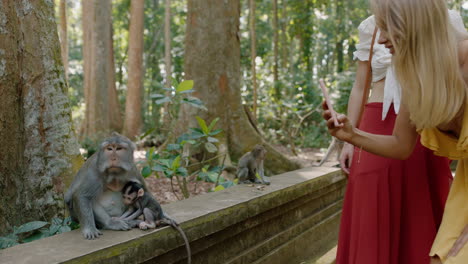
[371,0,467,130]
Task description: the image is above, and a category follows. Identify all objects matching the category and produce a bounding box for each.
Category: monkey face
[100,143,132,173]
[122,192,137,205]
[97,137,135,174]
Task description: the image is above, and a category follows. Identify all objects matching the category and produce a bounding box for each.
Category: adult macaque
[65,132,146,239]
[120,181,192,264]
[237,144,270,185]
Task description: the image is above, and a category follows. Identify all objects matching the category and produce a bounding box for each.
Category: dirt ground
[135,144,335,204]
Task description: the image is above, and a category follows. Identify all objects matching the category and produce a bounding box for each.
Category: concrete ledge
[0,166,345,264]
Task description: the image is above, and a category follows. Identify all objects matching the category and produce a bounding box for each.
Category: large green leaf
[176,167,188,177]
[207,137,219,143]
[141,166,152,178]
[167,144,181,151]
[208,117,220,131]
[176,80,194,93]
[213,185,225,192]
[155,97,172,105]
[196,116,209,134]
[15,221,48,234]
[171,156,181,170]
[205,142,217,153]
[150,93,165,98]
[182,97,207,110]
[22,231,50,243]
[0,235,19,249]
[208,129,222,136]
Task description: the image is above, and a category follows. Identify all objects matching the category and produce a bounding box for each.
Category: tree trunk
[124,0,145,139]
[163,0,172,126]
[273,0,280,101]
[249,0,258,120]
[182,0,300,174]
[108,24,123,132]
[0,0,82,235]
[82,0,121,139]
[59,0,68,82]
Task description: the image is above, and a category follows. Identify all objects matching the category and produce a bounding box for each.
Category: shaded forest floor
[135,145,333,204]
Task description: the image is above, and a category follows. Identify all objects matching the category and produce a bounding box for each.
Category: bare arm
[324,103,418,160]
[347,60,370,126]
[339,60,370,173]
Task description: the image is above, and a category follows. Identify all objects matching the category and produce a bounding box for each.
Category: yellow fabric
[420,103,468,264]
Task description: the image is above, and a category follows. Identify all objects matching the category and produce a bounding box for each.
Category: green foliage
[141,81,236,198]
[0,217,77,250]
[79,137,100,158]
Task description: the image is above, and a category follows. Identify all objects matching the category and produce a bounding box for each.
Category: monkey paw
[82,227,103,240]
[106,218,131,231]
[139,222,148,230]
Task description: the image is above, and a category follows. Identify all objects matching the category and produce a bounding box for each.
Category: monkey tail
[171,223,192,264]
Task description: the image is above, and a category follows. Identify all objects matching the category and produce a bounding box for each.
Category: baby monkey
[120,181,192,264]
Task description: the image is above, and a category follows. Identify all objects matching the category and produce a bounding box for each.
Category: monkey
[120,181,192,264]
[237,144,270,185]
[64,132,147,239]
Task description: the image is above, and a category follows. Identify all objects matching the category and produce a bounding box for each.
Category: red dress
[336,103,452,264]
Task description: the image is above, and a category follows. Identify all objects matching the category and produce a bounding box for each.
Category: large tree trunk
[182,0,300,174]
[59,0,68,82]
[0,0,82,235]
[123,0,145,139]
[82,0,121,139]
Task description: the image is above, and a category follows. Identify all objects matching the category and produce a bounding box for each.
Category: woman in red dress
[335,11,465,264]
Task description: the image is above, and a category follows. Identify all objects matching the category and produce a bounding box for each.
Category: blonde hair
[371,0,467,130]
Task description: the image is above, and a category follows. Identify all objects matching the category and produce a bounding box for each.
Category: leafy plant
[0,217,77,250]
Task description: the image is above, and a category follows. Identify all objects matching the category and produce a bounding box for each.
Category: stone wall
[0,166,345,264]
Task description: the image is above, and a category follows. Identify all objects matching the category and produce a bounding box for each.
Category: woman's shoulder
[458,40,468,77]
[357,15,375,35]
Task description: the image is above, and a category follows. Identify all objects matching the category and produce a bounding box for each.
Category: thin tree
[250,0,258,120]
[163,0,172,126]
[0,0,82,235]
[59,0,68,82]
[181,0,300,174]
[124,0,145,139]
[273,0,280,100]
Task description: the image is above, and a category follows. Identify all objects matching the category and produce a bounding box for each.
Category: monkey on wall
[237,144,270,185]
[120,181,192,264]
[64,132,146,239]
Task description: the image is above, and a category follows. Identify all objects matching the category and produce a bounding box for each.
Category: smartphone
[319,79,340,126]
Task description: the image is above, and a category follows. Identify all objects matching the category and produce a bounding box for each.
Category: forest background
[0,0,466,243]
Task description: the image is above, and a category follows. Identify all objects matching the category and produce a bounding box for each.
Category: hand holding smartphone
[319,79,340,127]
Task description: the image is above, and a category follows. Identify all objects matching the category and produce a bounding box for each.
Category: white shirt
[353,10,466,120]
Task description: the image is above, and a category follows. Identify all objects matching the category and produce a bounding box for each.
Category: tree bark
[0,0,82,235]
[182,0,300,174]
[82,0,121,139]
[124,0,145,139]
[273,0,280,100]
[59,0,68,82]
[163,0,172,126]
[249,0,258,120]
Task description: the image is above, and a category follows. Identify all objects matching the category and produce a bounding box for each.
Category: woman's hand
[340,143,354,174]
[322,101,355,143]
[447,225,468,258]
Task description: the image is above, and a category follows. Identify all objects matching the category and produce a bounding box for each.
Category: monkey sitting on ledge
[65,132,146,239]
[237,144,270,185]
[119,181,192,264]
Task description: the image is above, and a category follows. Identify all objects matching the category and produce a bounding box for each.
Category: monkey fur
[120,181,192,264]
[237,144,270,185]
[65,132,146,239]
